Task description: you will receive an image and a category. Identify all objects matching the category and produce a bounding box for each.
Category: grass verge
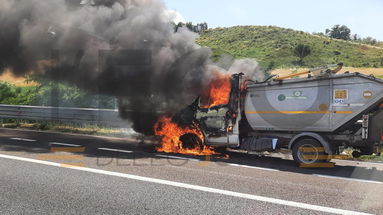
[341,147,383,163]
[359,155,383,162]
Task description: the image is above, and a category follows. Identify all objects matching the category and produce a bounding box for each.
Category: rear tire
[292,139,330,167]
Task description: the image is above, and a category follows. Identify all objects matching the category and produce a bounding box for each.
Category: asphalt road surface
[0,128,383,215]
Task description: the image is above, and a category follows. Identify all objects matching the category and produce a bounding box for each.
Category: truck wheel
[292,139,330,167]
[179,133,203,151]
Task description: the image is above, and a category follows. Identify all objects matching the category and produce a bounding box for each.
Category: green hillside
[197,26,383,69]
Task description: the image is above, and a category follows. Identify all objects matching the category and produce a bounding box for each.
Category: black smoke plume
[0,0,263,135]
[0,0,215,134]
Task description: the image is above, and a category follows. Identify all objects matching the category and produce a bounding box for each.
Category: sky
[163,0,383,40]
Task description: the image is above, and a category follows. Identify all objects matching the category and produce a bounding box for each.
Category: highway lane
[0,128,383,214]
[0,157,333,215]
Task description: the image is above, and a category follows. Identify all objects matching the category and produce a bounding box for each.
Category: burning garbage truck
[153,64,383,166]
[2,0,381,167]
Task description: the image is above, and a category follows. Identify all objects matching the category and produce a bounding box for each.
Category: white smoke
[162,9,185,24]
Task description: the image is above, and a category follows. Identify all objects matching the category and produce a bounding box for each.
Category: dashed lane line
[155,154,200,161]
[49,142,81,147]
[98,148,134,153]
[10,138,37,142]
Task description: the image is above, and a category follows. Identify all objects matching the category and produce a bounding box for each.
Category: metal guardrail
[0,104,128,127]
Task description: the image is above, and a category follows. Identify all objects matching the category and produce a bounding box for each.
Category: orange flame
[200,72,232,108]
[154,72,232,156]
[154,117,217,155]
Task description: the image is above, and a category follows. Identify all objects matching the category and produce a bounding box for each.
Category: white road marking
[228,163,280,172]
[49,142,81,147]
[98,148,133,153]
[312,174,383,184]
[0,153,372,215]
[155,154,200,161]
[10,138,37,142]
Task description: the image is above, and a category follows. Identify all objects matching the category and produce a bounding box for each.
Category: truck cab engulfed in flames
[169,73,242,149]
[194,73,242,147]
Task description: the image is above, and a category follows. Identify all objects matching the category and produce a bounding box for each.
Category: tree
[293,44,311,65]
[185,22,194,31]
[313,32,325,36]
[196,22,208,32]
[175,22,208,33]
[174,22,185,32]
[326,25,351,40]
[352,34,360,41]
[362,37,377,45]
